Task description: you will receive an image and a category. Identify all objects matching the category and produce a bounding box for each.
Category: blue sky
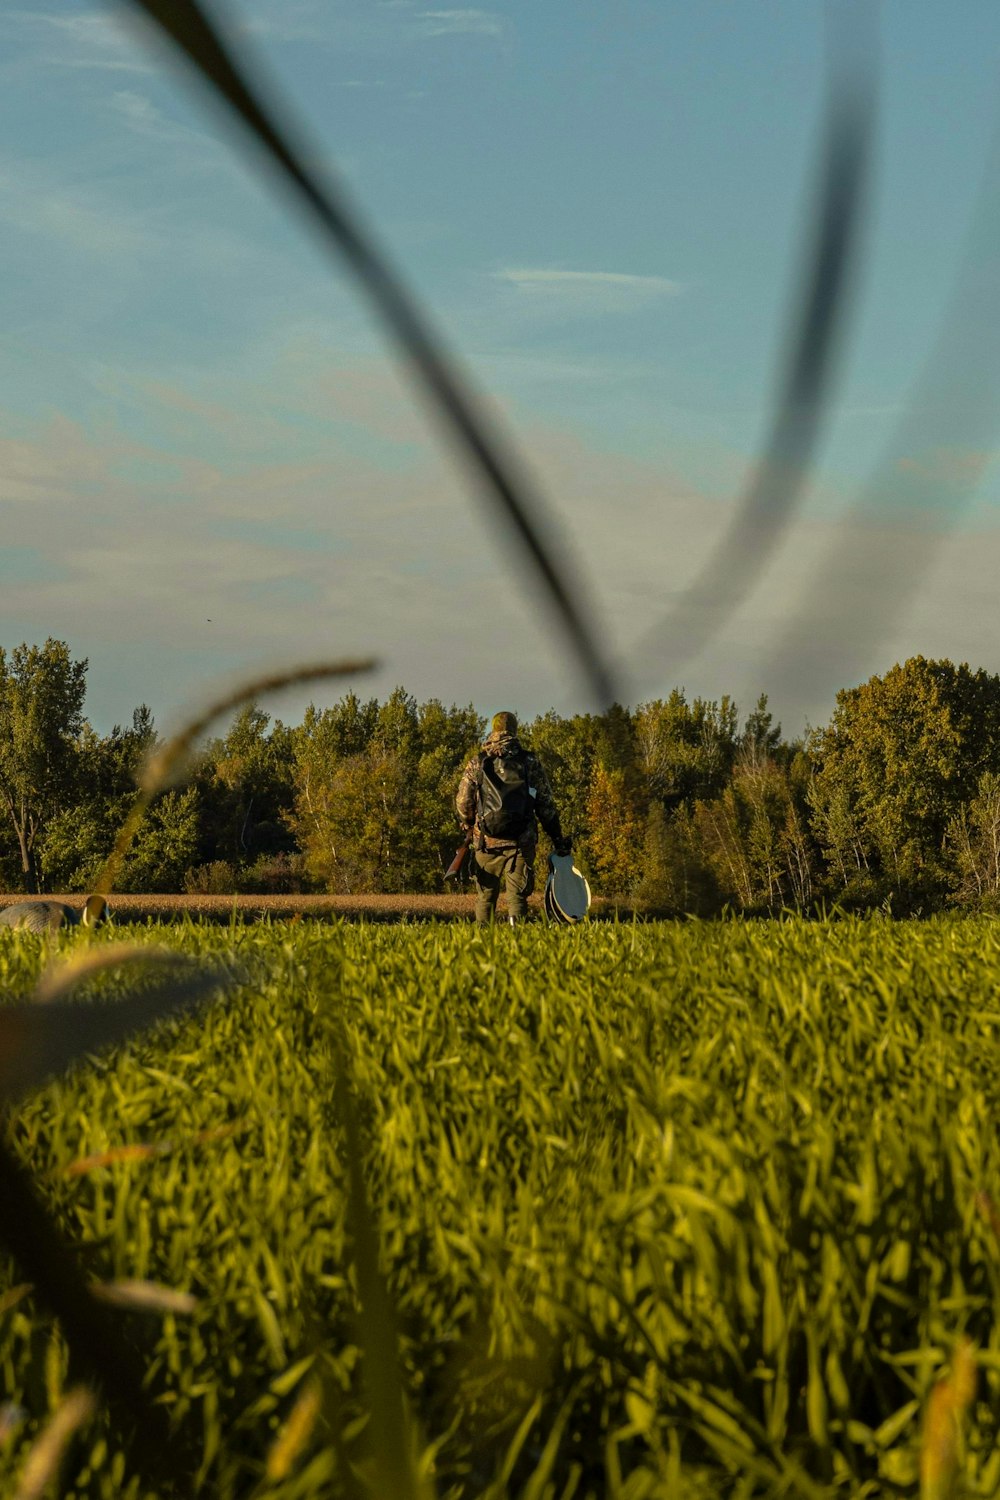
[2,0,1000,738]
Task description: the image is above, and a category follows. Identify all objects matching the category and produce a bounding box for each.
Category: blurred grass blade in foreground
[0,957,237,1489]
[0,958,234,1103]
[0,1141,186,1487]
[64,1118,247,1176]
[634,2,876,681]
[13,1386,96,1500]
[767,112,1000,696]
[332,1042,435,1500]
[919,1338,977,1500]
[90,1280,199,1316]
[115,0,618,706]
[32,943,196,1006]
[264,1373,324,1483]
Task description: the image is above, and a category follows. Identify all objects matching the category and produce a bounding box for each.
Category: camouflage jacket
[456,732,563,850]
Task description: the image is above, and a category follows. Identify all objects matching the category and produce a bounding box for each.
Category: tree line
[4,639,1000,914]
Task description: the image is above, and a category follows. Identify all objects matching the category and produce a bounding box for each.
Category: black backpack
[477,750,533,840]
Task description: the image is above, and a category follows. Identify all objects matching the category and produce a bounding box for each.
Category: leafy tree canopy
[0,639,88,891]
[809,656,1000,902]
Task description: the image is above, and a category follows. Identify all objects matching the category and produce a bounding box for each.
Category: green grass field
[2,915,1000,1498]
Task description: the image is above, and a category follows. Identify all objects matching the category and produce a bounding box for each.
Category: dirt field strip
[0,893,633,923]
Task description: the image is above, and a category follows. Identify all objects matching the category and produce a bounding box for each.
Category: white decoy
[0,894,109,933]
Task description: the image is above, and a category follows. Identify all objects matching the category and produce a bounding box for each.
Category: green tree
[288,692,481,893]
[41,705,167,892]
[0,639,88,891]
[809,657,1000,906]
[290,741,405,894]
[633,691,739,810]
[116,787,202,893]
[524,710,604,847]
[692,789,756,909]
[195,704,296,881]
[635,803,719,914]
[684,744,815,913]
[376,686,420,757]
[411,700,483,887]
[946,771,1000,907]
[739,693,784,766]
[585,764,645,897]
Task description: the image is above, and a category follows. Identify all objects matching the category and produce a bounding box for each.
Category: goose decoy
[0,894,109,933]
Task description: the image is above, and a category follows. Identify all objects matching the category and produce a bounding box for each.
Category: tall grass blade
[0,961,234,1103]
[115,0,618,706]
[89,1280,199,1315]
[13,1385,96,1500]
[519,1388,578,1500]
[919,1339,977,1500]
[32,944,191,1006]
[63,1119,246,1176]
[0,1141,183,1486]
[768,114,1000,692]
[635,3,876,676]
[264,1373,323,1482]
[331,1045,434,1499]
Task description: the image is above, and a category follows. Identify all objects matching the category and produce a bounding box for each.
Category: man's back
[455,710,568,924]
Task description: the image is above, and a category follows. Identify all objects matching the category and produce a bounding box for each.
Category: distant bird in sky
[0,894,109,934]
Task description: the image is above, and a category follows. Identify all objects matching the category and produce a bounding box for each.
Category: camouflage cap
[490,710,518,737]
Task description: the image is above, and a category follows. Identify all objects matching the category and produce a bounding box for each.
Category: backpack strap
[473,749,487,814]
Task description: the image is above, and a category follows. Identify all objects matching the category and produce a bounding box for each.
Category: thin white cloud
[7,9,154,74]
[43,56,154,74]
[0,160,152,257]
[237,5,326,45]
[491,267,683,319]
[105,89,228,160]
[416,9,503,38]
[106,90,191,145]
[497,268,682,295]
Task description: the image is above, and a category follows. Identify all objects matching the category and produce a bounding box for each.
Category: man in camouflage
[456,710,570,924]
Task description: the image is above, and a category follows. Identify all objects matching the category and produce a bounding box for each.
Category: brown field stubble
[0,892,628,922]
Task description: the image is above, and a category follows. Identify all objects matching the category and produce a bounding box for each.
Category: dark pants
[472,844,534,923]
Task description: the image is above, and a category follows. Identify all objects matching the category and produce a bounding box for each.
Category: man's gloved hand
[553,836,572,857]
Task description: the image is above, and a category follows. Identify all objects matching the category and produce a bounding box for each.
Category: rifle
[444,836,471,882]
